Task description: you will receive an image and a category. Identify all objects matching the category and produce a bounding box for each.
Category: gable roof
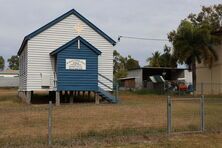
[18,9,116,55]
[50,36,101,56]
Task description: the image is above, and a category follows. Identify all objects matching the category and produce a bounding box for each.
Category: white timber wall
[27,14,113,91]
[19,45,27,91]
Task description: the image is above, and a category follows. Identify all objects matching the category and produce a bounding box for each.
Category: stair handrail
[98,73,113,83]
[98,80,113,90]
[98,73,118,103]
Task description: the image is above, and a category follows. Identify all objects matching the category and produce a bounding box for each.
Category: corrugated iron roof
[0,70,19,74]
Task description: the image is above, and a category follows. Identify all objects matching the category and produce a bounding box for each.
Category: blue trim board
[50,36,101,56]
[17,9,116,55]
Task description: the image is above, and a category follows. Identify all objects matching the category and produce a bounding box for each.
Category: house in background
[17,9,117,104]
[119,67,192,90]
[196,29,222,94]
[0,70,19,88]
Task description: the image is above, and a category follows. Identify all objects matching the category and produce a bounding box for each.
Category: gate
[167,96,204,133]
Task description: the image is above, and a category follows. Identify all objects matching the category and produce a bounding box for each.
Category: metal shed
[119,67,192,89]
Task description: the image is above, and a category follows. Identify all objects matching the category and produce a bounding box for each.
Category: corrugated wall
[27,14,113,91]
[0,77,19,88]
[127,69,143,89]
[196,44,222,94]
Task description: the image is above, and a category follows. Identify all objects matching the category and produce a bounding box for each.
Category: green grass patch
[77,127,167,139]
[133,89,163,95]
[0,95,21,104]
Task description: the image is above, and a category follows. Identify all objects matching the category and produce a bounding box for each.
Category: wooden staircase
[98,73,118,103]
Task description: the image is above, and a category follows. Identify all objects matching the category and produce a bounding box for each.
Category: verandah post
[95,92,99,104]
[56,91,60,106]
[48,101,52,145]
[70,91,74,104]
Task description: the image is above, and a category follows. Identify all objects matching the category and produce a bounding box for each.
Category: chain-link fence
[167,95,222,134]
[0,89,222,147]
[52,97,167,145]
[205,96,222,132]
[0,105,49,147]
[167,96,204,133]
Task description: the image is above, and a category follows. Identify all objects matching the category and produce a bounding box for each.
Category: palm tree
[168,20,219,89]
[147,51,161,67]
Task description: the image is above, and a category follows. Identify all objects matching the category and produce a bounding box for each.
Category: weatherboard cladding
[50,36,101,56]
[18,45,27,91]
[23,11,113,91]
[55,39,99,91]
[18,9,116,55]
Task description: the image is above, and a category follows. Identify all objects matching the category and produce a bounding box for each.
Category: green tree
[168,4,222,89]
[146,46,177,68]
[0,56,5,71]
[125,55,140,70]
[168,20,219,89]
[146,51,161,67]
[8,55,19,70]
[159,45,177,67]
[114,69,128,80]
[113,50,140,80]
[187,4,222,32]
[113,50,127,79]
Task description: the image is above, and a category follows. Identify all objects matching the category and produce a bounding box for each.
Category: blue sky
[0,0,221,67]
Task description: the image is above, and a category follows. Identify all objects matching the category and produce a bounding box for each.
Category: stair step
[98,87,117,103]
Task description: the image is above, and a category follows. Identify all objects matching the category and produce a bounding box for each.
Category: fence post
[201,82,204,96]
[115,83,119,103]
[200,95,205,132]
[167,96,172,134]
[48,101,52,145]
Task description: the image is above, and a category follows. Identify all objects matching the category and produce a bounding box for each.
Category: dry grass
[0,89,221,147]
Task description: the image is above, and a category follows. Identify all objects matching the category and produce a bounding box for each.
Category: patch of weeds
[188,124,199,131]
[76,127,166,140]
[134,89,162,95]
[0,136,47,148]
[0,95,21,104]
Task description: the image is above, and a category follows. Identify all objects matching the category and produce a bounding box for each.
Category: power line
[118,35,169,42]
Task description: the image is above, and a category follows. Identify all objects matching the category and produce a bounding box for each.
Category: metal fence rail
[51,97,167,145]
[167,96,205,134]
[205,97,222,132]
[0,92,221,146]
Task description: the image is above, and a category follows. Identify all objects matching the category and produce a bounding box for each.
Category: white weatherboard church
[17,9,117,105]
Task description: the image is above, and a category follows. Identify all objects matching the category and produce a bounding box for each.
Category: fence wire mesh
[0,105,49,146]
[52,96,167,144]
[205,97,222,132]
[170,97,202,133]
[0,88,222,147]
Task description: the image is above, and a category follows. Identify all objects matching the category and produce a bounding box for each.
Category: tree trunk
[192,61,196,91]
